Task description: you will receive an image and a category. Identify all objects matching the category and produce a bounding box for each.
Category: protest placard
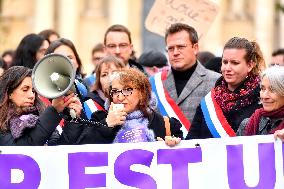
[145,0,219,39]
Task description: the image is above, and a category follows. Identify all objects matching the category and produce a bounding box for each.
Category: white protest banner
[145,0,219,39]
[0,135,283,189]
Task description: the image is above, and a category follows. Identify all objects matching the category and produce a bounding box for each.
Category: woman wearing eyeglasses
[72,68,183,145]
[237,66,284,136]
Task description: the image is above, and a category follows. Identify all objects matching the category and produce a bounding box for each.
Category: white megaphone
[32,53,85,118]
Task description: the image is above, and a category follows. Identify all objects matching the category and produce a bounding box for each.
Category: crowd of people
[1,23,284,146]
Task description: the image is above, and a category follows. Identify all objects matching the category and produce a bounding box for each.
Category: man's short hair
[92,43,104,55]
[165,23,198,44]
[272,48,284,56]
[1,50,14,58]
[104,24,132,44]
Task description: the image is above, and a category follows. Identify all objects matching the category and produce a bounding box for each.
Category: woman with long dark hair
[0,66,82,145]
[12,33,49,69]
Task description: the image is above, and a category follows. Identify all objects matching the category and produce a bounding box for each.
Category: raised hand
[274,129,284,142]
[106,102,127,127]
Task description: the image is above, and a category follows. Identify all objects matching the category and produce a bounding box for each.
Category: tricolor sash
[83,99,105,119]
[200,90,236,138]
[149,71,191,137]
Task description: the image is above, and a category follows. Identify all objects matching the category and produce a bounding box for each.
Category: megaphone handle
[69,108,77,119]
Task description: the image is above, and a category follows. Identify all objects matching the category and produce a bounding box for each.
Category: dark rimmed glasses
[110,88,134,98]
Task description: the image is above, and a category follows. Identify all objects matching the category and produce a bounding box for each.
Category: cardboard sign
[145,0,219,39]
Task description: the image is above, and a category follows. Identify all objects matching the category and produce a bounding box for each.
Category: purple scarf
[9,106,39,139]
[113,110,155,143]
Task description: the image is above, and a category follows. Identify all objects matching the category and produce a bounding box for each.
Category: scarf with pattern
[113,110,155,143]
[214,74,260,113]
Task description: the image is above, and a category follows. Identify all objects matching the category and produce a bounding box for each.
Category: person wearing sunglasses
[69,68,183,145]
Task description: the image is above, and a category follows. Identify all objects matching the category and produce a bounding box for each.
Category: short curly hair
[108,68,152,117]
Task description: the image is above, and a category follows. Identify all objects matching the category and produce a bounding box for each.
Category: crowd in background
[0,22,284,146]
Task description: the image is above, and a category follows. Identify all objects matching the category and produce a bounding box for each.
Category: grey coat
[237,116,284,136]
[164,63,221,122]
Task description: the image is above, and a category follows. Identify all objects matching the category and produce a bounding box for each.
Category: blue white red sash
[83,99,105,119]
[149,71,191,137]
[200,90,236,138]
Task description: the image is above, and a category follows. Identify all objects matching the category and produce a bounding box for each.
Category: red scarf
[214,74,260,113]
[244,106,284,135]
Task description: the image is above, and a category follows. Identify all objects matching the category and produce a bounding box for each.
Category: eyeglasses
[92,56,103,62]
[106,43,129,51]
[166,44,189,53]
[270,63,282,67]
[110,88,134,98]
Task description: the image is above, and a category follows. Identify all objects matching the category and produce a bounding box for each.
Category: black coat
[86,90,105,108]
[186,77,262,139]
[69,110,183,144]
[0,106,61,146]
[185,102,261,139]
[129,59,145,74]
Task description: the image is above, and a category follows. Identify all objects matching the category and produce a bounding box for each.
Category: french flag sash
[200,90,236,138]
[149,71,191,137]
[83,99,105,119]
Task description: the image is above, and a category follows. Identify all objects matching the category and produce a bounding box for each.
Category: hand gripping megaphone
[32,53,87,118]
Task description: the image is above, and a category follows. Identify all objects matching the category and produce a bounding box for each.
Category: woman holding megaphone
[0,66,82,146]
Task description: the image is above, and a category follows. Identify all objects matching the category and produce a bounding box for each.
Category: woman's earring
[139,99,143,105]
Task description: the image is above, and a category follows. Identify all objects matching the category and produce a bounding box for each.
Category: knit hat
[203,57,222,74]
[138,51,168,68]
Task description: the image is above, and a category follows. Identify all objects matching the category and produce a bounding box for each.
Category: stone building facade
[0,0,283,73]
